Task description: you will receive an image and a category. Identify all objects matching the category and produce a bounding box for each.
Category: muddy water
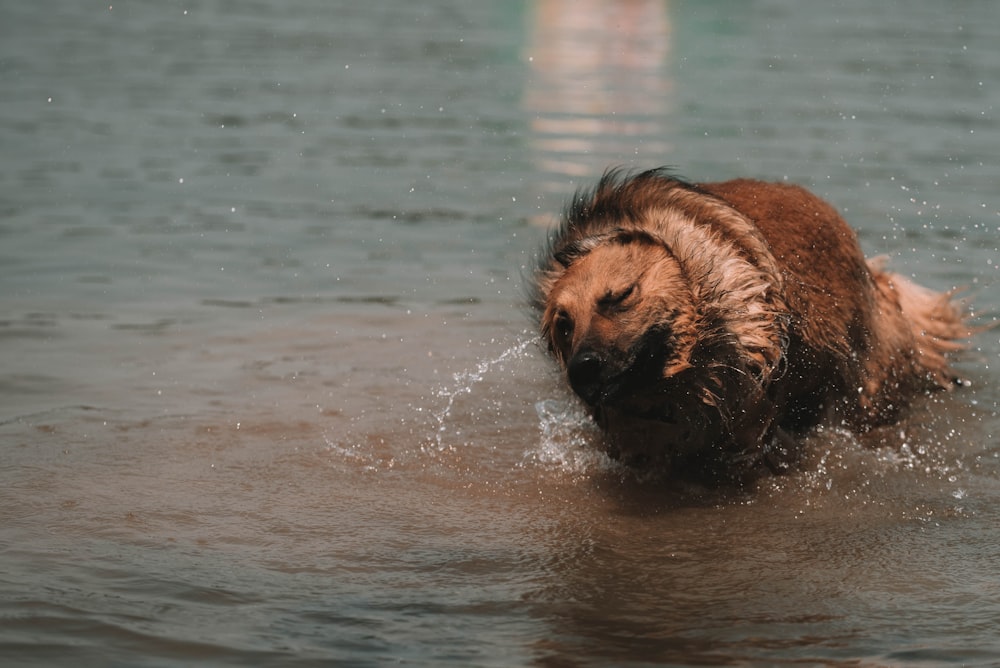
[2,1,1000,665]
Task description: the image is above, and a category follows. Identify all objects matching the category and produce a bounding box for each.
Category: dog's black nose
[567,351,604,404]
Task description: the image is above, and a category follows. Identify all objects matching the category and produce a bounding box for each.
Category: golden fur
[531,168,971,481]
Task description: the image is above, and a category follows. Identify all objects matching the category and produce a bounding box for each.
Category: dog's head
[533,169,794,474]
[540,228,701,411]
[537,223,785,474]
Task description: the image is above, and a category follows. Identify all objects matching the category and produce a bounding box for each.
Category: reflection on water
[523,0,673,192]
[1,0,1000,665]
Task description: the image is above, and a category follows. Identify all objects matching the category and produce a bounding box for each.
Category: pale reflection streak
[523,0,674,195]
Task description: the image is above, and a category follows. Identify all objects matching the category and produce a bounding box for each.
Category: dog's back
[701,178,970,430]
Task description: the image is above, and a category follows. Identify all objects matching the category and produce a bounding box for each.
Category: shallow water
[2,0,1000,665]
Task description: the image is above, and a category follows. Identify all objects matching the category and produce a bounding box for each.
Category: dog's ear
[553,234,610,267]
[609,228,660,248]
[553,228,659,268]
[553,243,582,268]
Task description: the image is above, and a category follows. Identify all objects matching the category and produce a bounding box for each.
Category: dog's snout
[567,351,604,404]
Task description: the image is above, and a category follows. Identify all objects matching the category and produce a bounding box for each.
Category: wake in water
[324,327,987,500]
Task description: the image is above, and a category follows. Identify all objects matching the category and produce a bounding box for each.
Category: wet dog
[531,168,971,482]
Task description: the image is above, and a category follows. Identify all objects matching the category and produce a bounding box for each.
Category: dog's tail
[867,256,970,389]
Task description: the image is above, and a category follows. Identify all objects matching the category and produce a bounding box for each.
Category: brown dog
[531,168,970,481]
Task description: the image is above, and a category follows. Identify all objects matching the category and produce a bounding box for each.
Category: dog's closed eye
[598,284,635,311]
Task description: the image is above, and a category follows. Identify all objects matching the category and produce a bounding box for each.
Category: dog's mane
[565,167,691,234]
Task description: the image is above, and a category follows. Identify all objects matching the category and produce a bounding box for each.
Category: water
[2,0,1000,664]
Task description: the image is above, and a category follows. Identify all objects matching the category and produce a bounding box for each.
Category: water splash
[426,333,535,453]
[525,398,613,475]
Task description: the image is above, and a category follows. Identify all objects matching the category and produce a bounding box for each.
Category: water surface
[2,0,1000,665]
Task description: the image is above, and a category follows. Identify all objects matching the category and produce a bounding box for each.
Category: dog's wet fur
[531,168,971,484]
